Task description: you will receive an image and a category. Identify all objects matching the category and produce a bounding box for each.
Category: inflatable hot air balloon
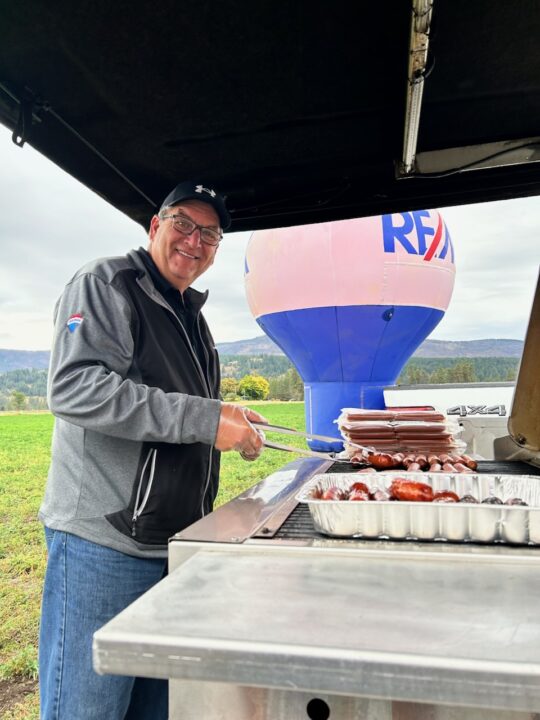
[245,210,456,450]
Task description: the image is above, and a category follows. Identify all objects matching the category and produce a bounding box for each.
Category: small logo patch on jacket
[67,314,83,333]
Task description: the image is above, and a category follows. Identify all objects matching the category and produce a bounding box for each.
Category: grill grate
[274,502,316,539]
[274,461,540,541]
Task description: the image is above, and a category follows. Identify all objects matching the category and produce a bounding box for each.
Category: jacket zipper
[200,448,213,516]
[137,278,215,518]
[195,313,214,516]
[138,279,212,395]
[132,448,157,537]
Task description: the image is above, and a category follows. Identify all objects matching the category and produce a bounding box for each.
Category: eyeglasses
[161,213,222,246]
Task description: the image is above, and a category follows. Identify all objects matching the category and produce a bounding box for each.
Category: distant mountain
[0,337,524,373]
[413,338,524,358]
[216,336,283,355]
[216,336,524,358]
[0,349,50,372]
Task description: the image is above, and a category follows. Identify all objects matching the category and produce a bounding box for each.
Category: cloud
[438,199,540,340]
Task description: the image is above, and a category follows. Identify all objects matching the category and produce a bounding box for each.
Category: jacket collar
[127,247,210,310]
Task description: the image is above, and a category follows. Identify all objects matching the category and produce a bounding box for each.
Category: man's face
[148,200,220,292]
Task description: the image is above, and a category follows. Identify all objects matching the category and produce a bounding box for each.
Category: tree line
[220,355,519,385]
[221,355,292,380]
[0,369,48,411]
[400,357,518,385]
[0,357,519,408]
[221,358,518,401]
[222,368,304,401]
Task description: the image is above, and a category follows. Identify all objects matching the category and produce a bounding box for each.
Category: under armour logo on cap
[160,181,231,229]
[195,185,217,198]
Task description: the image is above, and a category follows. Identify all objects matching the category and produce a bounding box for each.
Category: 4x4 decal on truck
[447,405,506,417]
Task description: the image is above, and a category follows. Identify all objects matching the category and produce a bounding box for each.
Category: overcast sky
[1,124,539,351]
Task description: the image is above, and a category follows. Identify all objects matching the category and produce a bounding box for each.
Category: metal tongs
[252,422,353,463]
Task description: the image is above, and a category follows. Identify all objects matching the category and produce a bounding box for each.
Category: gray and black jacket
[39,249,222,557]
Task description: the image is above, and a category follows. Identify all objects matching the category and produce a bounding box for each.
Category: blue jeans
[39,528,168,719]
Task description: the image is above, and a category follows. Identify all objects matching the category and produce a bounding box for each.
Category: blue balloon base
[256,304,445,453]
[304,381,389,452]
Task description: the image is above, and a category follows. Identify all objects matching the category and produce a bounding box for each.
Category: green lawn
[0,404,306,718]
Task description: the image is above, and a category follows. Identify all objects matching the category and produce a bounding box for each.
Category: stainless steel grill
[94,454,540,719]
[93,274,540,720]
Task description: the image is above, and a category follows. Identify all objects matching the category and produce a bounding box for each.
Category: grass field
[0,403,306,718]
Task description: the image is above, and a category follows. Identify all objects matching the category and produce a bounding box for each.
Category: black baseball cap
[159,181,231,230]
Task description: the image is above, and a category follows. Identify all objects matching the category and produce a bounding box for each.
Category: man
[38,181,265,719]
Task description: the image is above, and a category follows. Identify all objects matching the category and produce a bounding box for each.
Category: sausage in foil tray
[297,473,540,544]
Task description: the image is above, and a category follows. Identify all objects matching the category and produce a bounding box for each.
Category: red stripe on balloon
[424,215,443,261]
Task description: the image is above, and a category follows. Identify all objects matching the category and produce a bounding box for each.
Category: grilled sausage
[433,491,460,503]
[461,454,478,470]
[453,462,474,474]
[321,487,347,500]
[389,480,434,502]
[370,488,390,501]
[414,454,429,470]
[368,453,398,469]
[460,494,479,503]
[348,489,369,501]
[349,481,370,495]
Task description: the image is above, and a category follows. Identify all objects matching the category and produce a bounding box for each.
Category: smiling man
[149,188,222,290]
[38,181,266,719]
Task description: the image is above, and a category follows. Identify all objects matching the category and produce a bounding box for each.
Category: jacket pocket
[106,442,212,545]
[105,444,161,541]
[131,448,157,528]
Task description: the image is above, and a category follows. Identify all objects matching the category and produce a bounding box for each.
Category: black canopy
[1,1,539,230]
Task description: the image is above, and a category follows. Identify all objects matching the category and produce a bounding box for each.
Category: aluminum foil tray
[296,472,540,544]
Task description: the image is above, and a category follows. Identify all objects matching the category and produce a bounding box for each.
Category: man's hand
[215,403,267,460]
